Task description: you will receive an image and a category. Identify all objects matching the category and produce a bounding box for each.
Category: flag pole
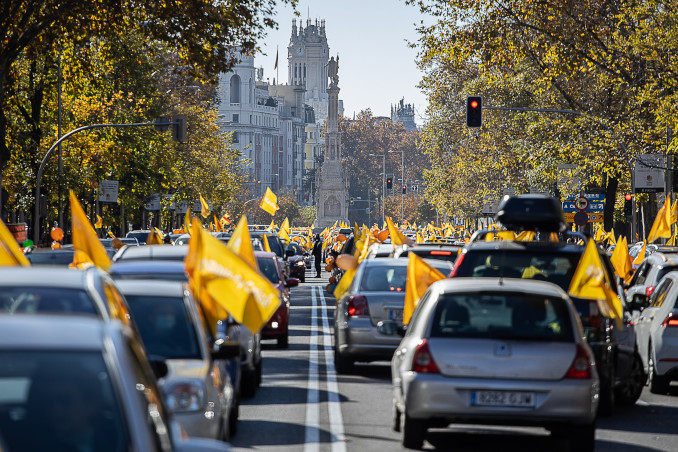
[276,45,279,84]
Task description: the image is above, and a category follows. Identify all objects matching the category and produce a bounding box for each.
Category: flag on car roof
[404,252,445,324]
[185,220,280,335]
[610,236,633,284]
[69,190,112,271]
[0,220,30,266]
[648,194,672,243]
[228,215,257,269]
[568,239,622,327]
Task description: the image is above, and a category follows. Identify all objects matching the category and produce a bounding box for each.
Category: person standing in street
[312,234,323,278]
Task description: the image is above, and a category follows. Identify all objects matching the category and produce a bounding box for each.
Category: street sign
[634,154,665,193]
[482,198,500,215]
[98,180,119,203]
[575,196,589,211]
[564,212,603,223]
[144,193,161,211]
[562,201,605,213]
[573,211,589,226]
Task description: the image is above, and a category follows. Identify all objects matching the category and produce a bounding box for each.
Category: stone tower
[288,19,330,121]
[315,56,348,229]
[391,98,418,131]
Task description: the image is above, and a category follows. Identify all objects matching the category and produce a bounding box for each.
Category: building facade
[391,98,418,131]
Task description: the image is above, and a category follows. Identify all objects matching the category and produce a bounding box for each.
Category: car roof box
[495,194,566,232]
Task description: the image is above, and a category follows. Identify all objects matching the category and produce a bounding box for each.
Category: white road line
[319,288,347,452]
[304,285,320,452]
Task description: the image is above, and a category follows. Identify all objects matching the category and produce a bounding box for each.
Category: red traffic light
[625,193,633,201]
[470,100,479,109]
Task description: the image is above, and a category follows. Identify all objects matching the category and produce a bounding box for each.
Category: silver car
[117,280,236,441]
[386,278,599,451]
[333,257,453,373]
[0,315,231,452]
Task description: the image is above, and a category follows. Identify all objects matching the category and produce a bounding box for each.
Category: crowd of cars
[329,195,677,451]
[0,224,304,451]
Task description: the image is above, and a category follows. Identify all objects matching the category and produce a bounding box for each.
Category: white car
[385,278,598,451]
[634,271,678,394]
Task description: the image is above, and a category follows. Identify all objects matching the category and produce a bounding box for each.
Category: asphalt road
[229,272,678,451]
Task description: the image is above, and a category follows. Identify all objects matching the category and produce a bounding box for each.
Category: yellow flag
[279,217,291,245]
[0,220,30,266]
[568,240,623,327]
[259,187,279,215]
[633,241,646,266]
[281,217,290,232]
[516,231,535,241]
[94,215,103,229]
[386,217,412,246]
[668,233,677,246]
[228,215,257,269]
[497,231,516,241]
[648,195,672,243]
[333,268,357,300]
[199,194,210,218]
[185,221,280,335]
[404,253,445,324]
[267,219,275,231]
[594,227,605,242]
[262,234,272,253]
[146,228,164,245]
[610,236,633,283]
[69,190,112,271]
[671,200,678,225]
[213,214,223,232]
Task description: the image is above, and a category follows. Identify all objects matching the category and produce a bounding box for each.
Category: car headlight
[166,383,206,412]
[296,261,305,266]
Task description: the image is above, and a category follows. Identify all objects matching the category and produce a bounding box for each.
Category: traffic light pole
[389,149,405,224]
[34,120,183,244]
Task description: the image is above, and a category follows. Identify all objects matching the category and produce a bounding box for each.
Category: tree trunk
[604,174,619,231]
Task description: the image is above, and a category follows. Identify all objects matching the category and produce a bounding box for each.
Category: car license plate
[471,391,535,408]
[386,308,403,321]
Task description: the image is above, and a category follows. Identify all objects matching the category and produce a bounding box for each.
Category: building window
[230,75,241,103]
[233,114,239,123]
[233,132,239,143]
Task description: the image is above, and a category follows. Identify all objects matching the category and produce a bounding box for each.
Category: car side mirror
[377,320,406,337]
[630,293,649,311]
[148,356,169,379]
[286,277,300,287]
[211,341,241,360]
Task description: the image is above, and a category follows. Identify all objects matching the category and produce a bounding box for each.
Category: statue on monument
[327,55,339,86]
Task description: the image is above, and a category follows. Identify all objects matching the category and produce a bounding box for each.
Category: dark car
[449,196,645,416]
[285,242,308,283]
[255,251,298,348]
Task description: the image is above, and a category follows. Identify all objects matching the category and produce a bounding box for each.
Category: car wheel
[392,401,401,432]
[277,332,289,348]
[402,413,426,450]
[255,358,262,387]
[229,401,239,437]
[598,364,615,417]
[241,368,257,398]
[334,349,353,374]
[569,423,595,452]
[649,345,670,394]
[615,352,645,405]
[300,274,306,283]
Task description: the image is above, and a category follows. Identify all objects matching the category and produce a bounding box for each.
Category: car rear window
[455,250,580,291]
[0,287,97,315]
[430,292,574,342]
[656,266,678,283]
[359,266,407,292]
[257,257,280,283]
[125,295,201,359]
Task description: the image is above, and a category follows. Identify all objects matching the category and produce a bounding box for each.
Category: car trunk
[364,292,406,325]
[428,338,577,381]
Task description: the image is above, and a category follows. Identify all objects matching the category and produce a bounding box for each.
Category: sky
[257,0,430,124]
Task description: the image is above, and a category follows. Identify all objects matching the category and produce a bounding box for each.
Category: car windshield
[0,351,129,452]
[111,272,187,282]
[257,257,280,283]
[430,292,574,342]
[0,287,97,315]
[287,243,303,255]
[125,295,201,359]
[455,250,581,291]
[26,251,75,266]
[360,265,407,292]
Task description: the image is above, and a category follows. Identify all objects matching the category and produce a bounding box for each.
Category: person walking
[312,234,323,278]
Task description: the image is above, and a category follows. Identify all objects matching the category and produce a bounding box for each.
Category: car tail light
[588,300,600,330]
[661,312,678,327]
[412,339,440,374]
[449,253,465,278]
[347,295,369,316]
[430,250,452,256]
[565,344,593,379]
[646,286,656,297]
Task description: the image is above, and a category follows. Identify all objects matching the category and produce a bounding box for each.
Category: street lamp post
[389,149,404,224]
[369,153,385,226]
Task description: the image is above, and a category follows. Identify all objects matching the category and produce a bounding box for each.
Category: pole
[400,150,404,224]
[34,121,175,244]
[57,54,63,230]
[381,154,385,226]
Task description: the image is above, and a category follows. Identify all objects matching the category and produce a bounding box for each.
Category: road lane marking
[304,285,320,452]
[318,287,347,452]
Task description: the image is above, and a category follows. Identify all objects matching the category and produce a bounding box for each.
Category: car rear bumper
[655,336,678,376]
[336,317,401,360]
[174,410,222,439]
[402,372,598,426]
[262,307,289,338]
